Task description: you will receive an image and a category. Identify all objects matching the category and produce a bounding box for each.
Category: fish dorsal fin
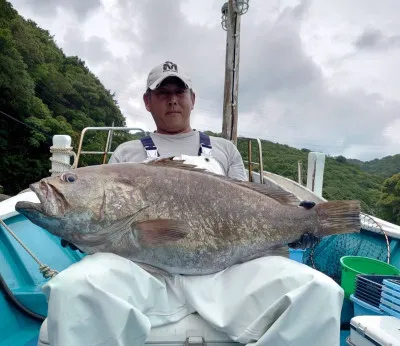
[144,157,238,180]
[144,157,300,206]
[144,157,206,172]
[236,181,300,206]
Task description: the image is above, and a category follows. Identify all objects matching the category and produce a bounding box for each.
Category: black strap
[198,131,212,156]
[140,136,159,157]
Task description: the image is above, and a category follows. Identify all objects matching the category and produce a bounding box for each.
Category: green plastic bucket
[340,256,400,299]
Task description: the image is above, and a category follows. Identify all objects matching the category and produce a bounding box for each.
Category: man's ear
[191,90,196,110]
[143,92,151,112]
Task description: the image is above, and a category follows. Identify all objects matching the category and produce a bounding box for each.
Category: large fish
[15,158,361,275]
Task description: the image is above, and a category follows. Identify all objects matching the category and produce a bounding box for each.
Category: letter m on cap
[163,61,178,73]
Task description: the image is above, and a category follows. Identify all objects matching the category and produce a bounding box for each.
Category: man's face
[143,78,196,134]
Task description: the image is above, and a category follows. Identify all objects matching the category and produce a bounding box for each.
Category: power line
[35,81,77,110]
[0,110,53,140]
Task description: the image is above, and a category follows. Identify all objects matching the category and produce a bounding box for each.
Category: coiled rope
[49,146,78,174]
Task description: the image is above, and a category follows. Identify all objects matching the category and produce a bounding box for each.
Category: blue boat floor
[0,327,41,346]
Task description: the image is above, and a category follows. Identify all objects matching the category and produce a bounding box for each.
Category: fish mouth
[15,199,63,234]
[15,181,66,218]
[15,183,45,217]
[15,200,44,215]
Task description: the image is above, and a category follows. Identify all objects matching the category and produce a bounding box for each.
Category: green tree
[0,0,127,195]
[377,173,400,225]
[335,155,347,164]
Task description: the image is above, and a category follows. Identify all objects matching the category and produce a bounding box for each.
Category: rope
[0,219,58,278]
[359,212,391,264]
[49,146,78,174]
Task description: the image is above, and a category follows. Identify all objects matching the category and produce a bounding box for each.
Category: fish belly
[127,240,285,275]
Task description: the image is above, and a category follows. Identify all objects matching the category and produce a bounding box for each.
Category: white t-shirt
[108,131,247,181]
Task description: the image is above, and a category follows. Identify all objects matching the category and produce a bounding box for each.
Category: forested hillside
[0,0,133,194]
[0,0,399,225]
[349,154,400,178]
[235,136,385,216]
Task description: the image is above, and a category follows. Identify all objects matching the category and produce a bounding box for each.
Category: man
[42,61,344,346]
[108,60,246,181]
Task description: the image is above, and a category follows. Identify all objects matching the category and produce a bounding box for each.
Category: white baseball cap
[146,61,193,90]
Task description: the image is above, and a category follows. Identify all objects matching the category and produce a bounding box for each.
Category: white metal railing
[75,126,147,166]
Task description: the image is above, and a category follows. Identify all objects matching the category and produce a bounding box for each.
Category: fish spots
[112,201,124,210]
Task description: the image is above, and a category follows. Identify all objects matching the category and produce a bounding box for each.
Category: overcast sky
[8,0,400,161]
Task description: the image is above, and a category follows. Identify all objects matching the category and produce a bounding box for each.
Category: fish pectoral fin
[135,219,189,246]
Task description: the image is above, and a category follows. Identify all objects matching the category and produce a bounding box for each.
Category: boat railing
[75,126,147,167]
[50,129,326,200]
[244,138,264,184]
[243,137,326,199]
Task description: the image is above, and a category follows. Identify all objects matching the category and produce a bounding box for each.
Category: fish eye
[61,173,77,183]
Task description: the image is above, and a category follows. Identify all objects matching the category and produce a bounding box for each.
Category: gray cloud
[22,0,101,20]
[113,0,226,96]
[230,1,400,160]
[7,0,400,160]
[238,0,322,112]
[354,28,400,50]
[62,29,114,66]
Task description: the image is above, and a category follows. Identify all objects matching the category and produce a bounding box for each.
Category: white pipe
[306,152,326,198]
[50,135,73,176]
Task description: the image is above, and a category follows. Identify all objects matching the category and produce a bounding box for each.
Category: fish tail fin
[315,200,361,236]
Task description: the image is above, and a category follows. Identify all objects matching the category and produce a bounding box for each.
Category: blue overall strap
[140,136,159,158]
[198,131,212,156]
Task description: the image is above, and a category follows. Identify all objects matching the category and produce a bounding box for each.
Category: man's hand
[61,239,84,253]
[288,200,321,249]
[288,232,320,249]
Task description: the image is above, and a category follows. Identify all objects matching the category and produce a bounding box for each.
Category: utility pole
[221,0,249,146]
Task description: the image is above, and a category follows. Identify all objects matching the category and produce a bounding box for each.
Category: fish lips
[15,200,45,222]
[16,200,62,232]
[15,186,63,231]
[15,200,43,214]
[15,182,63,220]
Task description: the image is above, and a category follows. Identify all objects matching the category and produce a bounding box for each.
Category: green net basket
[302,212,393,296]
